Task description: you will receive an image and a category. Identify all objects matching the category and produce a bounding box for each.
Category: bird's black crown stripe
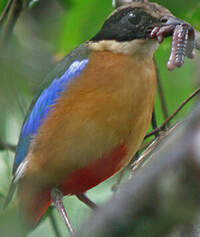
[91,7,159,42]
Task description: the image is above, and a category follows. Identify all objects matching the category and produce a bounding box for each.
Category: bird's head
[87,2,179,57]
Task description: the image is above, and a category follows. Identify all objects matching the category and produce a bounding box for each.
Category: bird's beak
[150,15,194,44]
[164,16,185,26]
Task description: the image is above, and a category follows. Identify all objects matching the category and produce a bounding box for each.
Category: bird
[4,1,183,235]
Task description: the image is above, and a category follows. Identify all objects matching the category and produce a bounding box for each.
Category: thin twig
[131,139,157,177]
[138,139,155,152]
[145,87,200,139]
[131,122,180,177]
[0,0,23,47]
[0,139,16,152]
[49,206,62,237]
[0,0,14,25]
[111,170,125,195]
[156,65,169,122]
[151,109,159,137]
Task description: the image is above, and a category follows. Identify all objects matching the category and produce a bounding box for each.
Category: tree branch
[76,102,200,237]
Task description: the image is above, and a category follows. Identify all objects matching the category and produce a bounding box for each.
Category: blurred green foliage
[0,0,7,12]
[0,0,200,236]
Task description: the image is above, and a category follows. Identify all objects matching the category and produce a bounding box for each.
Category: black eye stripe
[106,8,149,25]
[91,7,160,42]
[128,12,141,25]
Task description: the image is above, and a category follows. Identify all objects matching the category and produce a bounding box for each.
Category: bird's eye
[160,16,168,23]
[128,12,141,25]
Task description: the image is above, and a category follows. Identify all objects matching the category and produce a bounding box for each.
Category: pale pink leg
[51,188,74,236]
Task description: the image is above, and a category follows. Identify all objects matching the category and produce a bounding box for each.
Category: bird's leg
[51,188,74,236]
[76,193,98,211]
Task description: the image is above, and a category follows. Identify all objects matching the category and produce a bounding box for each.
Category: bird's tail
[4,179,52,230]
[17,183,52,229]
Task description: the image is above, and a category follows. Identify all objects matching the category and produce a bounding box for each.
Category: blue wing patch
[14,59,89,173]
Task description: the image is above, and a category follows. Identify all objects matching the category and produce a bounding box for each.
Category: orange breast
[24,50,157,189]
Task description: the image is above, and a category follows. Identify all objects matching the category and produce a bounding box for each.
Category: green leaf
[56,0,112,53]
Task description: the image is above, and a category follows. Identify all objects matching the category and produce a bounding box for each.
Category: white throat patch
[87,39,159,57]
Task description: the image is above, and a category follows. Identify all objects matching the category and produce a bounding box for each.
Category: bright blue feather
[14,59,89,172]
